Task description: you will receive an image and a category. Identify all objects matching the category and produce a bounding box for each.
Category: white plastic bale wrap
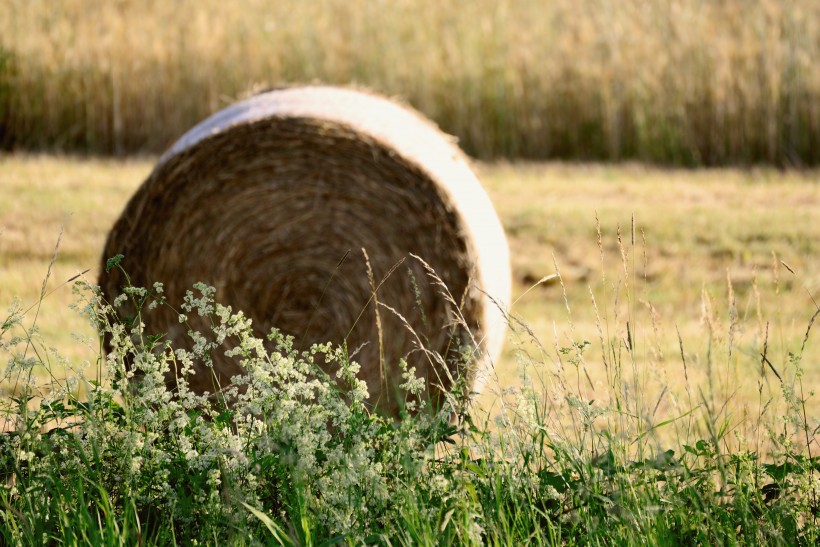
[100,86,510,415]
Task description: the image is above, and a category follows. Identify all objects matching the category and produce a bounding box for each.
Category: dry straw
[99,86,510,415]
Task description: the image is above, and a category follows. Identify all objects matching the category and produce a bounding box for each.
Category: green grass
[0,244,818,544]
[0,153,818,543]
[2,0,819,165]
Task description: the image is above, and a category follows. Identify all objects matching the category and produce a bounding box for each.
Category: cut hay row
[99,86,510,415]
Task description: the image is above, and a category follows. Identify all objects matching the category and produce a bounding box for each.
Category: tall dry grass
[1,0,819,165]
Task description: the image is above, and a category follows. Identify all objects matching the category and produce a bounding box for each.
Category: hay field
[1,154,818,421]
[2,0,819,165]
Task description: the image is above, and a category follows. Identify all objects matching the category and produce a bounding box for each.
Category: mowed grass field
[1,154,818,429]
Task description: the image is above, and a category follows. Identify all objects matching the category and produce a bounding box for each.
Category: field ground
[1,154,818,433]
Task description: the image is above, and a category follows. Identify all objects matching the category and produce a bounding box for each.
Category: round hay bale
[99,86,510,415]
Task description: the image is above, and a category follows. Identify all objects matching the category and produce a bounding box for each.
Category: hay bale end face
[100,86,510,415]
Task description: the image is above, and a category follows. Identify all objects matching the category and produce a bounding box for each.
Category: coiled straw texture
[100,86,510,415]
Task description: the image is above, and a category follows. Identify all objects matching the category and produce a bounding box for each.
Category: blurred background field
[1,155,818,424]
[1,0,819,165]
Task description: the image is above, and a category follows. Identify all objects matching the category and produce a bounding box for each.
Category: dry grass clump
[1,0,818,165]
[98,86,510,415]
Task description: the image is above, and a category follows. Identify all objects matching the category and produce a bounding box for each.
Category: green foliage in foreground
[1,262,818,545]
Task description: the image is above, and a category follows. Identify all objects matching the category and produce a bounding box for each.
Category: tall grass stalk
[1,0,819,165]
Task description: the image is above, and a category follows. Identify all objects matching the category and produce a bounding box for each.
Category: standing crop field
[1,0,819,164]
